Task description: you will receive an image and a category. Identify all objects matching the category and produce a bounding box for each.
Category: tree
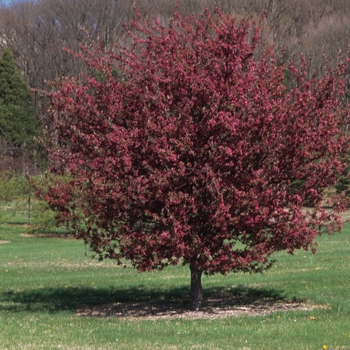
[44,8,350,310]
[0,47,39,172]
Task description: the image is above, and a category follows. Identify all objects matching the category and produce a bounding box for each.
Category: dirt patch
[4,224,31,228]
[340,212,350,222]
[76,298,327,320]
[302,207,350,223]
[20,233,74,238]
[0,240,10,244]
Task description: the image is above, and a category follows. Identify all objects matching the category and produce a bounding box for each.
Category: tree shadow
[0,284,296,315]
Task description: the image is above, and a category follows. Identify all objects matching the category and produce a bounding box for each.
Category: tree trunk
[190,261,203,311]
[27,197,31,225]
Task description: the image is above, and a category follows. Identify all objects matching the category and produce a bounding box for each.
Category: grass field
[0,217,350,349]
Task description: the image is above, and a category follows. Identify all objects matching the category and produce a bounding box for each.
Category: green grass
[0,222,350,349]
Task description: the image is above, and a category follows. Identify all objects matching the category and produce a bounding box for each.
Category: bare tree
[0,0,136,118]
[1,0,350,119]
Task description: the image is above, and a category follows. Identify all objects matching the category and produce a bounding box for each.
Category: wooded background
[0,0,350,173]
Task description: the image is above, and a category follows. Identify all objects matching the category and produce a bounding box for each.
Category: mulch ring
[76,297,327,320]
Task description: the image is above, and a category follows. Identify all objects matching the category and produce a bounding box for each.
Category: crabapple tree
[44,9,350,310]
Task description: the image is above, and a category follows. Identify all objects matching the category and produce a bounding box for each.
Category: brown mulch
[76,298,327,320]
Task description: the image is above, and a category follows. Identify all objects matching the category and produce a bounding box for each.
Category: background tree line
[0,0,350,174]
[1,0,350,111]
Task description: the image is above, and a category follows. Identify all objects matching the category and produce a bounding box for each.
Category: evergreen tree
[0,48,39,150]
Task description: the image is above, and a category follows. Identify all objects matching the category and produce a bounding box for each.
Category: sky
[0,0,35,7]
[0,0,14,6]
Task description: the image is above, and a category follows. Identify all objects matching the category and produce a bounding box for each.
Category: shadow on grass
[0,284,293,314]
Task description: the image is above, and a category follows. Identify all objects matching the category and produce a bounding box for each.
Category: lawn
[0,220,350,349]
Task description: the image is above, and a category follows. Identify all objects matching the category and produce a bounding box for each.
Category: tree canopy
[44,9,350,310]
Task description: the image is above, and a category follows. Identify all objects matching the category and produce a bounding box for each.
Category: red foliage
[45,9,350,278]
